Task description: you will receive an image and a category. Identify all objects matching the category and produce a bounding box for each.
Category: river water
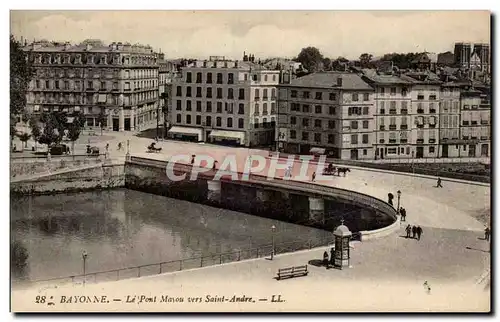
[11,189,332,284]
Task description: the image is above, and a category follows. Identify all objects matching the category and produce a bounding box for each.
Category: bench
[277,265,308,280]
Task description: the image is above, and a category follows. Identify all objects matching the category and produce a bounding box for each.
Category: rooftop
[361,69,412,85]
[285,72,373,91]
[22,40,156,54]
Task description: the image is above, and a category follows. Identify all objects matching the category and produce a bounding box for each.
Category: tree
[10,35,34,149]
[322,58,332,71]
[16,132,31,149]
[37,112,60,150]
[29,114,41,151]
[359,53,374,68]
[296,47,324,73]
[96,107,106,136]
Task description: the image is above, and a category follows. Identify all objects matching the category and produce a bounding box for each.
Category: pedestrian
[191,154,196,165]
[484,227,490,241]
[405,224,411,238]
[117,142,122,151]
[312,172,316,182]
[212,160,218,170]
[416,226,423,241]
[436,177,443,188]
[329,247,335,267]
[412,225,417,239]
[401,208,407,222]
[323,251,329,268]
[106,143,109,152]
[423,281,431,294]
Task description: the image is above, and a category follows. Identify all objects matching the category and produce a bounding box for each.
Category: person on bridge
[405,224,412,238]
[312,172,316,182]
[436,177,443,188]
[416,226,423,241]
[412,225,417,239]
[484,227,490,241]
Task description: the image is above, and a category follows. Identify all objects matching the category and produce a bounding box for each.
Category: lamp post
[82,250,88,287]
[271,225,276,260]
[397,190,402,212]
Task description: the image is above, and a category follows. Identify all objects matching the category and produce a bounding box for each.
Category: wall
[11,157,103,178]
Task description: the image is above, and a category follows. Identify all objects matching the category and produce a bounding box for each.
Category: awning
[168,126,202,138]
[98,94,107,103]
[310,147,326,155]
[209,130,245,144]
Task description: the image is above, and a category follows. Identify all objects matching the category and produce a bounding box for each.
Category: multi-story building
[169,56,280,147]
[362,71,413,160]
[473,43,490,73]
[454,42,472,68]
[158,59,178,134]
[277,72,374,160]
[400,72,442,158]
[23,39,160,132]
[439,81,462,157]
[460,89,491,157]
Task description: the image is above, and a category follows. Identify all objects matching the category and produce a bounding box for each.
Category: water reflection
[11,189,332,283]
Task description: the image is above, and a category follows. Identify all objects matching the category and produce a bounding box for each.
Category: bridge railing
[14,236,335,290]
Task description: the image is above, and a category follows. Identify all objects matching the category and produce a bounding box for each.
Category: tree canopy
[296,47,324,73]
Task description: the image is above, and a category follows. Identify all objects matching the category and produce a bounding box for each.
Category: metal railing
[16,237,334,289]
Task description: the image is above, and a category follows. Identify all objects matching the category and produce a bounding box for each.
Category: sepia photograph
[7,8,492,313]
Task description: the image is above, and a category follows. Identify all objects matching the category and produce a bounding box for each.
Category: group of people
[405,224,423,240]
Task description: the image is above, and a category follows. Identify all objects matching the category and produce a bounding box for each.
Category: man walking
[484,227,490,241]
[412,225,417,239]
[405,224,412,238]
[416,226,423,241]
[312,172,316,182]
[436,177,443,188]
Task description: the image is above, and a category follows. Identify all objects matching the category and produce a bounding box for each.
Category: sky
[10,10,491,60]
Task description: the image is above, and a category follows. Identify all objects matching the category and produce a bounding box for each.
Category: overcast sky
[10,10,490,60]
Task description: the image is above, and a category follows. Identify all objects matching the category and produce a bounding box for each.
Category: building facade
[277,72,375,160]
[24,39,160,132]
[158,60,178,134]
[454,42,472,68]
[362,73,413,160]
[460,90,490,157]
[170,58,280,147]
[439,82,462,157]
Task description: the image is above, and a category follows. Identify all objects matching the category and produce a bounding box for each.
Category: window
[380,101,385,114]
[255,88,260,99]
[227,118,233,128]
[315,105,322,114]
[291,90,297,98]
[429,102,436,113]
[186,100,192,111]
[351,134,358,144]
[302,118,310,127]
[206,73,212,84]
[196,101,202,112]
[238,104,244,114]
[429,130,436,143]
[273,75,276,82]
[87,81,93,89]
[176,114,181,123]
[302,105,310,113]
[206,87,212,98]
[228,73,234,84]
[238,118,244,129]
[186,87,192,97]
[206,102,212,113]
[186,72,192,83]
[363,93,369,101]
[314,119,322,128]
[64,81,69,90]
[302,132,309,141]
[390,87,396,95]
[217,102,222,113]
[351,121,358,129]
[328,120,335,129]
[314,133,322,143]
[264,75,268,81]
[315,92,322,100]
[196,87,202,98]
[329,93,336,101]
[363,120,369,129]
[363,106,369,115]
[176,100,182,111]
[255,103,260,114]
[196,72,202,83]
[362,134,369,144]
[463,104,470,110]
[263,89,268,99]
[271,89,276,99]
[228,88,234,99]
[263,103,268,114]
[303,91,310,99]
[290,130,296,139]
[271,103,276,113]
[239,89,245,100]
[216,117,222,127]
[176,86,182,96]
[429,146,435,153]
[329,106,336,115]
[217,88,222,99]
[217,73,223,84]
[290,116,296,125]
[196,115,201,125]
[328,134,335,143]
[206,116,212,127]
[352,93,359,101]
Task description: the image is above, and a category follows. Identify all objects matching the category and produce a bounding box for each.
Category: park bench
[277,265,308,280]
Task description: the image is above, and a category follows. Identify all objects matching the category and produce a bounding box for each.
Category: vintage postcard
[9,10,491,313]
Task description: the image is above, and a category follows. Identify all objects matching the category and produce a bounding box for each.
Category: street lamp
[397,190,402,212]
[82,250,88,287]
[271,225,276,260]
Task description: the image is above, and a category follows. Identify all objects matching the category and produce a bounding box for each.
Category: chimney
[235,60,238,68]
[64,42,71,51]
[85,43,92,51]
[337,77,343,87]
[243,51,247,62]
[203,60,207,68]
[214,61,218,68]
